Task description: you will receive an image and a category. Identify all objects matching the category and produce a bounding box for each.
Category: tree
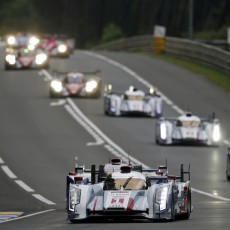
[101,23,123,43]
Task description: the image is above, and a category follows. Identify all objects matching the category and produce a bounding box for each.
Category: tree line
[0,0,230,48]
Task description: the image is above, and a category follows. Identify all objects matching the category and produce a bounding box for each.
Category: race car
[155,112,221,146]
[49,70,102,98]
[39,34,74,58]
[4,46,49,70]
[104,85,163,117]
[226,146,230,181]
[67,163,192,222]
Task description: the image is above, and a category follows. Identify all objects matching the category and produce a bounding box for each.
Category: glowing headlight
[50,80,63,92]
[35,53,48,65]
[58,44,67,53]
[160,123,167,140]
[69,187,81,211]
[5,54,16,65]
[212,124,220,142]
[29,36,40,46]
[28,44,35,51]
[7,36,16,45]
[86,80,97,92]
[155,186,168,211]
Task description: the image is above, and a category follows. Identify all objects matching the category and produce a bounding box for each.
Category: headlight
[155,186,169,211]
[69,187,81,211]
[35,53,48,65]
[86,80,98,92]
[212,124,220,142]
[160,123,167,140]
[29,36,40,46]
[50,80,63,92]
[7,36,16,45]
[5,54,16,65]
[28,44,35,51]
[58,44,67,53]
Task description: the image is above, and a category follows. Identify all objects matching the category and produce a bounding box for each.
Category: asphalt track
[0,49,230,229]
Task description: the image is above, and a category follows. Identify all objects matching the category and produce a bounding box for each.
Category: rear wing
[166,164,190,182]
[52,69,100,75]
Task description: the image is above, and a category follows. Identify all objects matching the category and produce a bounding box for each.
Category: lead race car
[104,85,163,117]
[49,70,102,98]
[67,162,192,222]
[155,112,221,146]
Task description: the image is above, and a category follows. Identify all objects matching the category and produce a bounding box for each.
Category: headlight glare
[7,36,16,45]
[212,124,220,142]
[5,54,16,65]
[58,44,67,53]
[86,80,97,92]
[35,53,48,65]
[29,36,40,46]
[50,80,63,92]
[160,123,167,140]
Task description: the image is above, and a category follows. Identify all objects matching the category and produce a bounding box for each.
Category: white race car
[67,163,192,222]
[155,112,221,146]
[104,85,163,118]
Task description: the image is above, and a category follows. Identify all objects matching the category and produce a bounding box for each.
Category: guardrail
[93,35,230,75]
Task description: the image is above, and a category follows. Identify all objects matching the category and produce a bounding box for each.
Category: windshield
[177,119,200,127]
[104,176,146,190]
[125,94,144,100]
[65,75,84,83]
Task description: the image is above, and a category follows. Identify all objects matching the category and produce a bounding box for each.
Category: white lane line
[192,188,230,201]
[67,97,148,168]
[15,180,35,192]
[50,99,66,106]
[65,104,104,146]
[1,165,17,179]
[32,194,56,205]
[0,157,4,164]
[0,158,56,205]
[0,209,55,224]
[39,69,52,81]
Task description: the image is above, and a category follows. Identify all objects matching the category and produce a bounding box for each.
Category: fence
[93,35,230,75]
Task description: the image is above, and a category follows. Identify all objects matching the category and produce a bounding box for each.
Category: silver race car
[67,162,192,222]
[155,112,221,146]
[226,146,230,181]
[104,85,163,118]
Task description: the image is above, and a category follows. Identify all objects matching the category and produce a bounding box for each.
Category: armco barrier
[93,35,230,75]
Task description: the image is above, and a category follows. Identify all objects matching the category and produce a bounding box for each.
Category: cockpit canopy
[65,72,84,83]
[104,172,146,190]
[176,113,201,127]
